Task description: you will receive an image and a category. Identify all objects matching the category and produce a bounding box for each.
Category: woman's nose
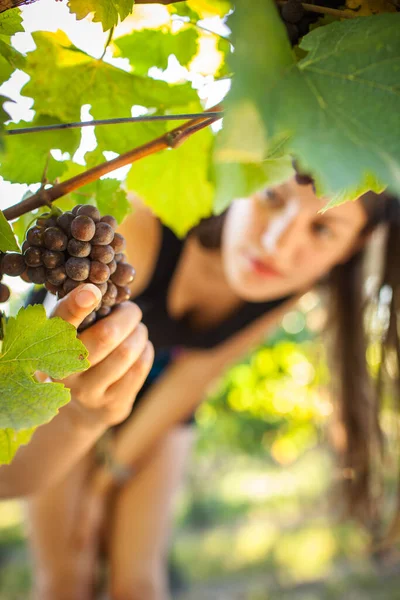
[260,198,300,255]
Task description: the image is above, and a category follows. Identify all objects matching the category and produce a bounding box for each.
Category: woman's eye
[258,189,285,208]
[312,222,334,239]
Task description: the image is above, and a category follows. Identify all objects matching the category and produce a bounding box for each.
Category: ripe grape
[0,282,10,303]
[71,215,96,242]
[24,246,43,267]
[44,227,68,251]
[92,222,114,245]
[27,266,46,284]
[94,281,108,296]
[46,266,67,286]
[67,238,91,258]
[111,263,135,287]
[65,257,91,282]
[89,261,110,284]
[45,282,61,294]
[57,211,75,235]
[42,250,64,269]
[115,253,127,263]
[110,233,126,253]
[90,244,114,264]
[77,205,101,223]
[96,305,111,318]
[27,226,44,247]
[101,215,118,230]
[78,311,97,332]
[72,204,83,216]
[2,253,26,276]
[115,285,131,304]
[108,259,117,275]
[63,278,81,294]
[282,0,304,23]
[101,281,118,307]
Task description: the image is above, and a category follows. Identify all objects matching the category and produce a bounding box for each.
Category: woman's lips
[244,253,283,278]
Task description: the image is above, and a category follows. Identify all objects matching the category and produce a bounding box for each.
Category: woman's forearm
[0,402,106,498]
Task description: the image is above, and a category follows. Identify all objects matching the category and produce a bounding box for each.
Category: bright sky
[0,0,229,211]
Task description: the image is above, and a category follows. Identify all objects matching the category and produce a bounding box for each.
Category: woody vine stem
[3,106,222,222]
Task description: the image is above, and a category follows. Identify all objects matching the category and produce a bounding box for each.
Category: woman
[25,174,400,600]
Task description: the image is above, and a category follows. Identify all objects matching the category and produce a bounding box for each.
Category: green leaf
[127,127,214,236]
[0,209,20,252]
[0,115,80,184]
[67,0,134,31]
[0,427,35,465]
[0,95,12,152]
[217,3,400,205]
[214,156,295,214]
[72,179,132,224]
[115,27,199,75]
[0,38,25,85]
[0,305,89,431]
[0,8,24,36]
[186,0,231,17]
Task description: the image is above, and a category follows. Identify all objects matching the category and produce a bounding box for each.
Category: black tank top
[135,225,289,352]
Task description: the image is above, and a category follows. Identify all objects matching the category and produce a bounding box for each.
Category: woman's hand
[51,283,154,430]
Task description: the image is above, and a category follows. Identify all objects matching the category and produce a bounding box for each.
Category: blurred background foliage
[1,290,400,599]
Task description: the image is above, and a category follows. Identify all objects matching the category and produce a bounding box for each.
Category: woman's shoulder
[117,193,163,297]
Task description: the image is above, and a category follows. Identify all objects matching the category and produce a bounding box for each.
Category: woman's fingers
[80,322,149,393]
[50,284,102,329]
[77,302,143,368]
[103,342,154,424]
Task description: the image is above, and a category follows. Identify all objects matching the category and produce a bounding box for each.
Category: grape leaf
[21,31,197,129]
[115,27,199,75]
[216,3,400,205]
[0,209,20,252]
[1,115,80,184]
[213,156,295,214]
[0,305,89,431]
[72,179,132,224]
[0,7,24,36]
[0,94,12,152]
[0,37,25,85]
[127,127,214,236]
[67,0,134,31]
[186,0,231,17]
[0,427,34,464]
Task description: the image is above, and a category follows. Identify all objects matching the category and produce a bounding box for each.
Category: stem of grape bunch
[3,107,221,222]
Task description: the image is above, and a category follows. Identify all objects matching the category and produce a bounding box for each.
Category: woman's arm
[102,295,300,480]
[0,286,153,498]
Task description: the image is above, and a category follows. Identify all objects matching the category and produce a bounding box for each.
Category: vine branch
[5,111,223,136]
[278,1,359,19]
[3,107,222,222]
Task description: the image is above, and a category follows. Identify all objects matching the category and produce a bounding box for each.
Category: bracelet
[96,431,136,486]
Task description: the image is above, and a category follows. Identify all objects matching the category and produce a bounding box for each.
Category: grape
[2,253,26,276]
[101,215,118,230]
[44,227,68,251]
[57,289,67,299]
[24,246,43,267]
[78,311,97,332]
[42,249,64,269]
[27,266,46,284]
[67,238,91,258]
[57,211,75,235]
[65,257,91,282]
[0,282,10,303]
[72,204,83,216]
[285,22,299,45]
[21,240,30,253]
[108,259,117,275]
[92,222,114,245]
[77,205,101,223]
[71,216,96,242]
[282,0,304,23]
[96,305,111,318]
[20,270,31,283]
[46,266,67,286]
[45,282,61,294]
[115,285,131,304]
[27,226,44,247]
[111,263,135,286]
[110,233,126,253]
[115,253,127,264]
[63,278,81,294]
[90,244,114,264]
[37,214,58,228]
[89,261,110,284]
[101,282,118,307]
[94,281,108,296]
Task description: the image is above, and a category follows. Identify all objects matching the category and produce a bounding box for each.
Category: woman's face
[221,177,368,301]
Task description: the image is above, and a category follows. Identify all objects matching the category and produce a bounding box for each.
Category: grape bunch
[279,0,345,46]
[0,205,135,331]
[0,252,12,304]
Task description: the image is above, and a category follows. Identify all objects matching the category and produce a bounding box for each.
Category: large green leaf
[71,178,132,224]
[0,305,89,431]
[127,127,214,236]
[217,3,400,205]
[0,428,35,464]
[67,0,134,31]
[0,209,20,252]
[115,26,199,75]
[0,7,24,36]
[1,115,80,184]
[0,37,25,85]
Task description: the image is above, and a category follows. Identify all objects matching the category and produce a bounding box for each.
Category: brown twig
[3,107,222,222]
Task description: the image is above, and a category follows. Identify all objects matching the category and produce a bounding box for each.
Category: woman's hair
[192,181,400,545]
